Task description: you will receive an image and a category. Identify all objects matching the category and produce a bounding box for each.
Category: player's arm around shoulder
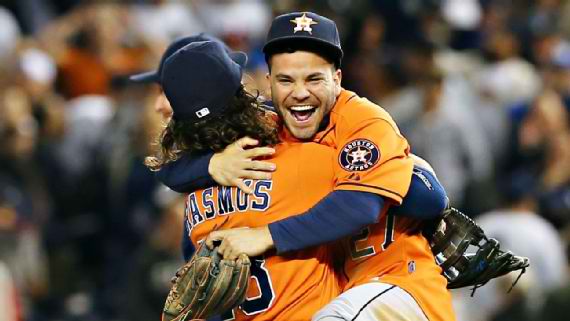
[156,136,277,194]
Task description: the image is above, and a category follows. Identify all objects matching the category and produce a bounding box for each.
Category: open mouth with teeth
[289,105,317,122]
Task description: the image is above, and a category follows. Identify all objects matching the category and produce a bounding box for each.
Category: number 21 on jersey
[350,213,396,260]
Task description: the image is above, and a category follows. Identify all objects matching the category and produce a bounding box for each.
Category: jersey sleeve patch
[338,139,380,172]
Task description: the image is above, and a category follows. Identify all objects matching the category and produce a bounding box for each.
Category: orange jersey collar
[312,89,356,142]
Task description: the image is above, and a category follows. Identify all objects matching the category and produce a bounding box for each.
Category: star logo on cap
[290,13,318,34]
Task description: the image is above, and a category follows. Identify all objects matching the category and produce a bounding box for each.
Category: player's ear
[265,81,272,97]
[333,69,342,96]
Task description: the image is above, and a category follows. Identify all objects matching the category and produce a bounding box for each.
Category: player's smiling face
[268,51,341,140]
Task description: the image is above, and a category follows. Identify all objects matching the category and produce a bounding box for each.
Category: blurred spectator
[131,0,203,47]
[125,192,185,321]
[342,12,393,98]
[15,45,67,142]
[400,65,494,210]
[474,28,541,164]
[58,22,111,97]
[0,84,49,320]
[537,227,570,321]
[453,173,567,321]
[506,89,570,226]
[95,80,170,319]
[38,4,154,99]
[194,0,271,41]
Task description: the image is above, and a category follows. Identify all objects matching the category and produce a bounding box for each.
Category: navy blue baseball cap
[263,12,343,67]
[161,41,246,122]
[129,33,246,84]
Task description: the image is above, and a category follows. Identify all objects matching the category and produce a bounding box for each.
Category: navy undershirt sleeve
[181,222,195,262]
[268,190,385,253]
[155,152,215,193]
[390,165,448,219]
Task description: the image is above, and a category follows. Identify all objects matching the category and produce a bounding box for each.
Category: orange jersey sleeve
[185,142,341,321]
[314,90,413,205]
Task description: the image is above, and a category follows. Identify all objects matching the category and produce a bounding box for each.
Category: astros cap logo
[290,13,318,34]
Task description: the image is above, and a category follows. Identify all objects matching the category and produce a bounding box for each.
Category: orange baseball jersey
[312,89,455,321]
[185,141,340,321]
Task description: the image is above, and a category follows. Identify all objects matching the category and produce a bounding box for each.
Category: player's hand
[209,137,276,194]
[206,226,274,260]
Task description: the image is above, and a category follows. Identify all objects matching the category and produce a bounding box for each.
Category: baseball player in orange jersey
[155,39,453,321]
[199,12,456,321]
[134,32,451,321]
[152,38,452,320]
[309,89,453,321]
[151,40,342,320]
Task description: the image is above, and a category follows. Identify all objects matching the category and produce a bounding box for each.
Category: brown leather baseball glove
[162,245,250,321]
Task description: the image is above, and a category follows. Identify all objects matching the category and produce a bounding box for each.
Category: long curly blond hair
[145,86,279,171]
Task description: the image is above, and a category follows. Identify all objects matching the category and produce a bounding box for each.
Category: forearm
[155,152,215,193]
[268,190,385,253]
[155,137,276,194]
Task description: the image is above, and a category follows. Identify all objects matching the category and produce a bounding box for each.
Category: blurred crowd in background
[0,0,569,321]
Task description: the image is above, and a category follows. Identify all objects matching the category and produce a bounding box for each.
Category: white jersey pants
[312,282,429,321]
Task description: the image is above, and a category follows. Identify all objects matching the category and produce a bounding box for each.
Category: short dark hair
[264,39,341,71]
[145,86,280,171]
